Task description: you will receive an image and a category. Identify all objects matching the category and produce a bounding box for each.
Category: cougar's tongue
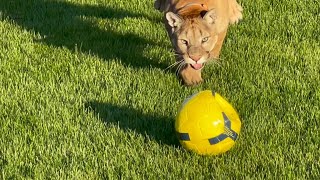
[191,63,203,70]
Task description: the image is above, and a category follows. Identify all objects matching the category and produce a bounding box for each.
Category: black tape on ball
[208,112,239,145]
[177,132,191,141]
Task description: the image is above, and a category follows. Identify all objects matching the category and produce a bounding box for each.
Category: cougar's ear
[202,9,217,24]
[166,12,183,30]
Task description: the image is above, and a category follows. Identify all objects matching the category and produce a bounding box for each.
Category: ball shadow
[85,101,179,146]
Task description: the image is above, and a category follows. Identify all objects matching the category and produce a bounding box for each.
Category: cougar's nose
[189,55,202,62]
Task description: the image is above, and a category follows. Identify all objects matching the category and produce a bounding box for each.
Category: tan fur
[155,0,243,85]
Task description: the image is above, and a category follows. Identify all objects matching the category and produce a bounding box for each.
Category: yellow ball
[175,90,241,155]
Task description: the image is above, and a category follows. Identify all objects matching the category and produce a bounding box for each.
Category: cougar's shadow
[86,101,179,146]
[0,0,165,69]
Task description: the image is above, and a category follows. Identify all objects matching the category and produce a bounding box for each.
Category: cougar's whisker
[176,61,186,77]
[165,60,184,71]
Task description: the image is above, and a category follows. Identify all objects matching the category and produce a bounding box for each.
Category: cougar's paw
[229,0,243,24]
[179,65,203,86]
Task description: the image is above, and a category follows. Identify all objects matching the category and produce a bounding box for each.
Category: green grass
[0,0,319,179]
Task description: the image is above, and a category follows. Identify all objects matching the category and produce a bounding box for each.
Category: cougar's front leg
[179,64,203,86]
[207,30,228,60]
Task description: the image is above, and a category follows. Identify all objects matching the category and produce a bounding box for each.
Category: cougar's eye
[180,39,188,45]
[202,37,209,43]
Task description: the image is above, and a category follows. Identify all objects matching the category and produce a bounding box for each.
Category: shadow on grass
[86,101,179,146]
[0,0,166,69]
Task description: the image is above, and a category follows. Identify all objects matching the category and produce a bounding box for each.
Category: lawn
[0,0,319,179]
